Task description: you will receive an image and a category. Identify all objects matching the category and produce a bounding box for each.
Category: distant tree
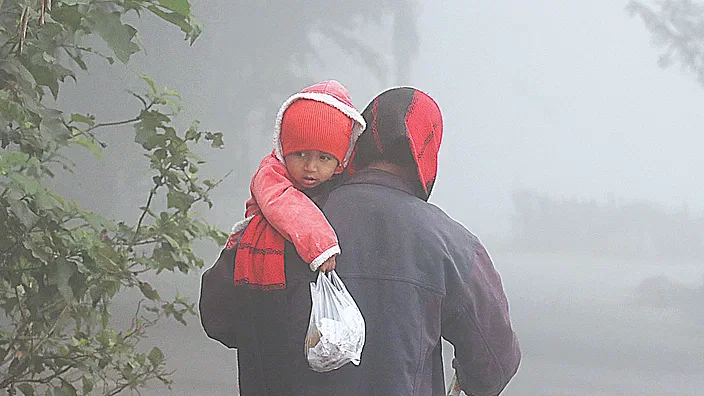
[193,0,420,170]
[63,1,422,224]
[214,0,419,107]
[509,190,704,259]
[627,0,704,85]
[0,0,226,394]
[627,0,704,260]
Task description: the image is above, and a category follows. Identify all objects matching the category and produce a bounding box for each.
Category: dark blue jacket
[200,168,521,395]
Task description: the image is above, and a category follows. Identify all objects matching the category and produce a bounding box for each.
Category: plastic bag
[447,371,465,396]
[305,270,365,372]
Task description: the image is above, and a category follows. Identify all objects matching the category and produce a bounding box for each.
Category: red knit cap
[280,99,353,165]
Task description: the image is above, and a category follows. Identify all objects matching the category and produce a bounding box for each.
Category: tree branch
[86,116,141,132]
[130,187,157,246]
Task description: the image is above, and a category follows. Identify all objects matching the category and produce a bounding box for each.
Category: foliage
[0,0,226,394]
[628,0,704,85]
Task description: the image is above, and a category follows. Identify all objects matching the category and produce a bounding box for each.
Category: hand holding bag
[304,270,365,372]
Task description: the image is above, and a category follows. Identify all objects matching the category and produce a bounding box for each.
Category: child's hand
[318,255,336,273]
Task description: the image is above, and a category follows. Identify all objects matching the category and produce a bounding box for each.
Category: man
[200,87,521,396]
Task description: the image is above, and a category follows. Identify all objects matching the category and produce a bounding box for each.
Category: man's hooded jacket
[199,87,521,396]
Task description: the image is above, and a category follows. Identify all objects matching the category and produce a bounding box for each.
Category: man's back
[206,85,521,396]
[292,168,520,396]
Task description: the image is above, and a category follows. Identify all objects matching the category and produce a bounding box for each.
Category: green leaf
[186,16,203,44]
[134,111,170,149]
[70,113,95,127]
[208,132,224,148]
[135,127,157,149]
[157,0,191,14]
[36,190,59,211]
[26,63,60,100]
[148,346,164,368]
[25,58,76,99]
[56,261,77,300]
[72,135,104,160]
[100,309,109,329]
[184,121,200,141]
[64,50,88,71]
[8,197,38,228]
[139,282,160,301]
[87,8,141,63]
[17,383,34,396]
[166,190,195,212]
[52,382,77,396]
[61,0,92,5]
[1,58,37,91]
[40,108,73,143]
[162,234,180,249]
[24,239,51,262]
[135,353,146,366]
[0,152,30,168]
[162,97,181,114]
[81,376,94,394]
[137,73,157,95]
[9,173,42,196]
[50,4,85,32]
[146,5,193,38]
[81,210,113,231]
[162,87,182,99]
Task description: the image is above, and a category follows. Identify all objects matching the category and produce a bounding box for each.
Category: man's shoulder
[326,180,480,246]
[425,202,476,233]
[427,204,482,249]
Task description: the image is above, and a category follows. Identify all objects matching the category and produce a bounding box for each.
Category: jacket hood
[353,86,443,200]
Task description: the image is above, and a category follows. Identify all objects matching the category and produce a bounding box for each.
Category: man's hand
[318,255,336,273]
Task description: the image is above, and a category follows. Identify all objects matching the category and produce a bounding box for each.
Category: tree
[628,0,704,85]
[45,1,421,246]
[0,0,226,394]
[179,0,420,187]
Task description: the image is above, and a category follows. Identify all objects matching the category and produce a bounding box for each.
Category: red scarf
[228,214,287,290]
[226,154,339,290]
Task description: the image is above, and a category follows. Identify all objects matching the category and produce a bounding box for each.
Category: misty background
[51,0,703,395]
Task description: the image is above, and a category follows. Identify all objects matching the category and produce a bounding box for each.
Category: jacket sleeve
[441,240,521,396]
[199,246,240,348]
[250,154,340,270]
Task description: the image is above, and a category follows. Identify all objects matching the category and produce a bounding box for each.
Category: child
[226,80,366,290]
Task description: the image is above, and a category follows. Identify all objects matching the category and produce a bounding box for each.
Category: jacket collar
[342,168,421,198]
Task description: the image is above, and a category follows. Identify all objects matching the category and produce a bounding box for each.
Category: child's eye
[320,155,332,161]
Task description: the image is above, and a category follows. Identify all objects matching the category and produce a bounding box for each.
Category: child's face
[284,150,340,190]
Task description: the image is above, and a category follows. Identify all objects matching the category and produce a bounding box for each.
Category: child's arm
[250,153,340,271]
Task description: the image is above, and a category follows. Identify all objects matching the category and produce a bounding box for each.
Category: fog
[52,0,704,394]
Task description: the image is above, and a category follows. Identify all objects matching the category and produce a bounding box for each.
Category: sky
[56,0,704,236]
[51,0,704,394]
[414,1,704,237]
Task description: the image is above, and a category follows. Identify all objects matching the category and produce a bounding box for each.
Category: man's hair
[354,136,416,169]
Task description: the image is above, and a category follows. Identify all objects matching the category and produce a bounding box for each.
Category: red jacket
[238,153,340,271]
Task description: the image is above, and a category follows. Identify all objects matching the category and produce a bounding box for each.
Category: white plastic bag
[447,371,465,396]
[305,270,365,372]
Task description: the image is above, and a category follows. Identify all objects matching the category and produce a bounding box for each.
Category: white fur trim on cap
[272,92,366,167]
